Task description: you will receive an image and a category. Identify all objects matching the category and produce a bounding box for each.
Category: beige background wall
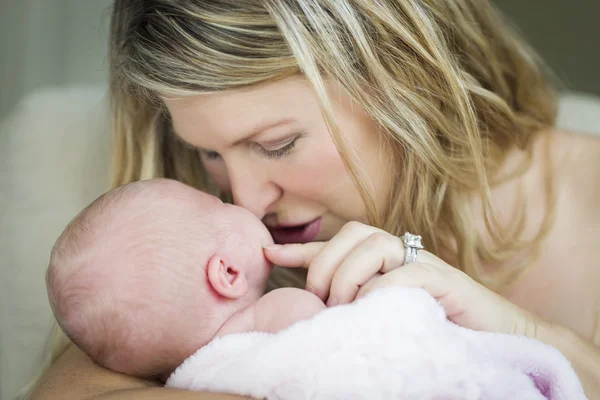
[0,1,112,119]
[495,0,600,96]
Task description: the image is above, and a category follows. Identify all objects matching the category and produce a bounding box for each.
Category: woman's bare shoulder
[550,129,600,244]
[30,344,154,400]
[553,126,600,182]
[31,344,248,400]
[506,128,600,342]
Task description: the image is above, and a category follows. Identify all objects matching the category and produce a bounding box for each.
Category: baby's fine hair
[46,179,228,378]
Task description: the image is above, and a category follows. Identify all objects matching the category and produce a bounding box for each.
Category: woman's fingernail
[306,285,316,294]
[263,244,283,251]
[327,297,338,307]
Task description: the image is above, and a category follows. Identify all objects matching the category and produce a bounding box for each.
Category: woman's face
[163,77,391,244]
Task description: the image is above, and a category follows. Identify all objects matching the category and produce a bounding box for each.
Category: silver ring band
[401,232,424,265]
[405,246,418,264]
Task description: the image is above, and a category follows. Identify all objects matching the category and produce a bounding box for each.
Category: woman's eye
[257,134,305,160]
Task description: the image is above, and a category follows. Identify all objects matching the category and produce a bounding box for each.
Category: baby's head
[47,178,273,380]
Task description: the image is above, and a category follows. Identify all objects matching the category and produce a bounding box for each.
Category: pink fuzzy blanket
[166,288,586,399]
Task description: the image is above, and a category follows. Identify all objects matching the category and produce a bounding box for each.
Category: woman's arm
[30,344,252,400]
[533,319,600,399]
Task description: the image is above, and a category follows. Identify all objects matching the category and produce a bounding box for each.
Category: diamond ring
[400,232,424,265]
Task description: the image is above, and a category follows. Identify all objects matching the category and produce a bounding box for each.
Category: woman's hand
[264,221,538,335]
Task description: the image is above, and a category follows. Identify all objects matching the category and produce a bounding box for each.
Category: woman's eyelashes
[201,133,305,161]
[256,133,305,160]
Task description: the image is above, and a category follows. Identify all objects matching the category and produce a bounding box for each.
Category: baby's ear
[207,255,248,299]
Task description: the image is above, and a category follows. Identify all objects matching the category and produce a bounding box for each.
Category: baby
[46,180,586,399]
[46,178,325,381]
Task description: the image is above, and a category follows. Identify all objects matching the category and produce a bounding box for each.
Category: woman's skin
[31,345,247,399]
[164,78,392,242]
[32,77,600,399]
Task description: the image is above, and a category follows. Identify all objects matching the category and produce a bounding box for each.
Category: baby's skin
[47,178,325,381]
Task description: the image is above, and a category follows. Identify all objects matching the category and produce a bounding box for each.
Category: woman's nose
[228,165,281,219]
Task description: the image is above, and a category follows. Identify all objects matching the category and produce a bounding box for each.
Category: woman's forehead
[162,77,321,146]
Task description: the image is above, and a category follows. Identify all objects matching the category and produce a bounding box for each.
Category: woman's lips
[268,218,322,244]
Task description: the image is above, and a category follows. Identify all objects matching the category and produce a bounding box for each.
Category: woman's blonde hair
[109,0,558,288]
[30,1,559,394]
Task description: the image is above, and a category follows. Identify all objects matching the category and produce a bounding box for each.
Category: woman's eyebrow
[171,118,296,151]
[231,118,295,146]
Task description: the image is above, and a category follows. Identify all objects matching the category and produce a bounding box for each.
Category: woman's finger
[265,222,384,300]
[355,262,487,325]
[303,222,385,300]
[263,242,326,269]
[356,263,450,301]
[327,232,407,306]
